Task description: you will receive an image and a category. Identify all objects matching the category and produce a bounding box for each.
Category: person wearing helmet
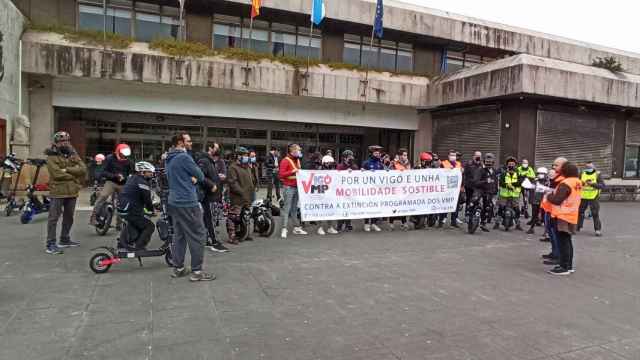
[416,152,433,169]
[389,148,411,231]
[92,153,106,185]
[495,156,523,231]
[526,166,551,234]
[362,145,384,232]
[279,143,308,238]
[314,155,339,235]
[467,153,498,232]
[89,143,135,226]
[226,147,257,244]
[44,131,87,254]
[117,161,156,250]
[336,149,359,232]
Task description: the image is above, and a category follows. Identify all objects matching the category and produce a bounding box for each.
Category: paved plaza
[1,202,640,360]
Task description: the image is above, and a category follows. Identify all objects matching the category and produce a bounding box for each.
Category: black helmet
[484,153,496,162]
[53,131,70,143]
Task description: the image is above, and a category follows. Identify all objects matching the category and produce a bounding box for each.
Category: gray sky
[400,0,640,54]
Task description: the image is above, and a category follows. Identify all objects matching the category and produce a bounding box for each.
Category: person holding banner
[336,150,359,232]
[438,150,463,228]
[279,144,308,239]
[389,148,411,231]
[362,145,385,232]
[315,155,339,235]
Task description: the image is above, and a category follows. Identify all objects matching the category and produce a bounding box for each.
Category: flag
[311,0,325,26]
[373,0,384,38]
[251,0,261,18]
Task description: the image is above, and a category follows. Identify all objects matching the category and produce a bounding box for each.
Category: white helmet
[135,161,155,173]
[536,167,548,174]
[322,155,335,164]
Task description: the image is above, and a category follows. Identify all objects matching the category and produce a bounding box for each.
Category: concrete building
[5,0,640,182]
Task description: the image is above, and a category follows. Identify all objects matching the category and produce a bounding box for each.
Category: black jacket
[463,160,483,184]
[195,152,223,202]
[118,174,153,216]
[470,166,498,195]
[102,154,134,185]
[265,153,279,175]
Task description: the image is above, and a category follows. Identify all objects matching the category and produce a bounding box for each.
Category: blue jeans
[282,186,300,230]
[544,211,559,258]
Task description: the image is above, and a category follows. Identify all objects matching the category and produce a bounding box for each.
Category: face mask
[250,157,257,164]
[585,166,594,172]
[474,156,481,162]
[59,145,72,155]
[241,156,249,164]
[507,165,516,171]
[537,174,546,179]
[449,156,456,162]
[522,163,529,169]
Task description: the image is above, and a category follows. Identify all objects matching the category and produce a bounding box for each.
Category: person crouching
[117,161,157,250]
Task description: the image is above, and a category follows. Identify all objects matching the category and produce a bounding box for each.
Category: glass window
[272,31,297,57]
[213,22,241,49]
[361,41,379,68]
[397,49,413,72]
[79,3,132,36]
[343,41,361,66]
[624,146,640,178]
[379,47,396,71]
[465,54,482,66]
[296,34,321,59]
[135,5,179,42]
[242,19,270,53]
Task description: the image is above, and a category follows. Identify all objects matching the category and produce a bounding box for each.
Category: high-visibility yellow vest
[499,171,521,198]
[580,171,600,200]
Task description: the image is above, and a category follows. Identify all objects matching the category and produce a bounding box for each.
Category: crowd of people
[43,130,605,278]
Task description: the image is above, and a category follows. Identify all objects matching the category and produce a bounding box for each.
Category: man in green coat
[45,131,87,254]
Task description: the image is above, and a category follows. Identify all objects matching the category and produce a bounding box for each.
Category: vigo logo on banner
[297,169,462,221]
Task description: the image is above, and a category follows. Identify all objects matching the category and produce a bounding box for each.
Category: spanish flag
[250,0,261,18]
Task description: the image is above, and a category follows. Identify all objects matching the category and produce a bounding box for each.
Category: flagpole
[246,16,254,68]
[306,21,314,76]
[362,21,376,103]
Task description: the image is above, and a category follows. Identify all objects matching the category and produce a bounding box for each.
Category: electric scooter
[89,181,174,274]
[20,159,51,224]
[2,154,25,216]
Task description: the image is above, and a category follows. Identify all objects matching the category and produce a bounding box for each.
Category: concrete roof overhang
[422,54,640,111]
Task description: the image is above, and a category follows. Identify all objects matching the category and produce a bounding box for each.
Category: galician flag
[374,0,384,38]
[311,0,325,26]
[251,0,261,18]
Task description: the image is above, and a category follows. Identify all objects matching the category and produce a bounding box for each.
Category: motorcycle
[466,196,482,234]
[93,193,119,236]
[234,199,276,242]
[89,180,102,206]
[20,159,51,224]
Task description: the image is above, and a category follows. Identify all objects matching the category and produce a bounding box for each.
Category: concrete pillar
[515,102,537,164]
[28,75,54,158]
[414,45,442,77]
[186,12,213,46]
[414,111,432,159]
[612,115,628,178]
[321,29,344,63]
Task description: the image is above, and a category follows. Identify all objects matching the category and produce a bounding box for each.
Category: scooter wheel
[90,253,113,274]
[20,210,33,224]
[164,250,174,267]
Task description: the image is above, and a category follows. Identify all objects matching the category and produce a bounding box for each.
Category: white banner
[296,169,462,221]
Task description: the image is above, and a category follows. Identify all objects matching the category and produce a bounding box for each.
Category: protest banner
[296,168,462,221]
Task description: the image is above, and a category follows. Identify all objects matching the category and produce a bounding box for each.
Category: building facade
[6,0,640,182]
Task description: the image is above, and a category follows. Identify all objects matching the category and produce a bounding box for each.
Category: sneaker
[437,221,444,228]
[45,244,64,255]
[171,267,189,278]
[190,271,216,282]
[327,227,339,235]
[317,227,326,236]
[480,225,490,232]
[493,222,500,230]
[371,224,382,232]
[293,227,308,235]
[595,230,602,237]
[281,228,288,239]
[451,222,460,228]
[539,237,550,242]
[209,242,229,253]
[515,224,523,231]
[58,240,80,248]
[548,266,570,276]
[541,253,555,260]
[456,218,464,225]
[400,223,409,231]
[345,225,353,232]
[543,259,559,265]
[526,228,534,235]
[568,268,576,273]
[364,224,371,232]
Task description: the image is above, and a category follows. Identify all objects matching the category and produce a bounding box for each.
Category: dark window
[624,146,640,178]
[79,1,132,36]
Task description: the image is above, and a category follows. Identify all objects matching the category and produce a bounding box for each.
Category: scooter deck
[117,249,166,258]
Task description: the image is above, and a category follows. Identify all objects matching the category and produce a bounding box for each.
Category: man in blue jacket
[166,132,215,282]
[361,145,385,232]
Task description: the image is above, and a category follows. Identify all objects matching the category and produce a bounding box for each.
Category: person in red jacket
[279,144,308,239]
